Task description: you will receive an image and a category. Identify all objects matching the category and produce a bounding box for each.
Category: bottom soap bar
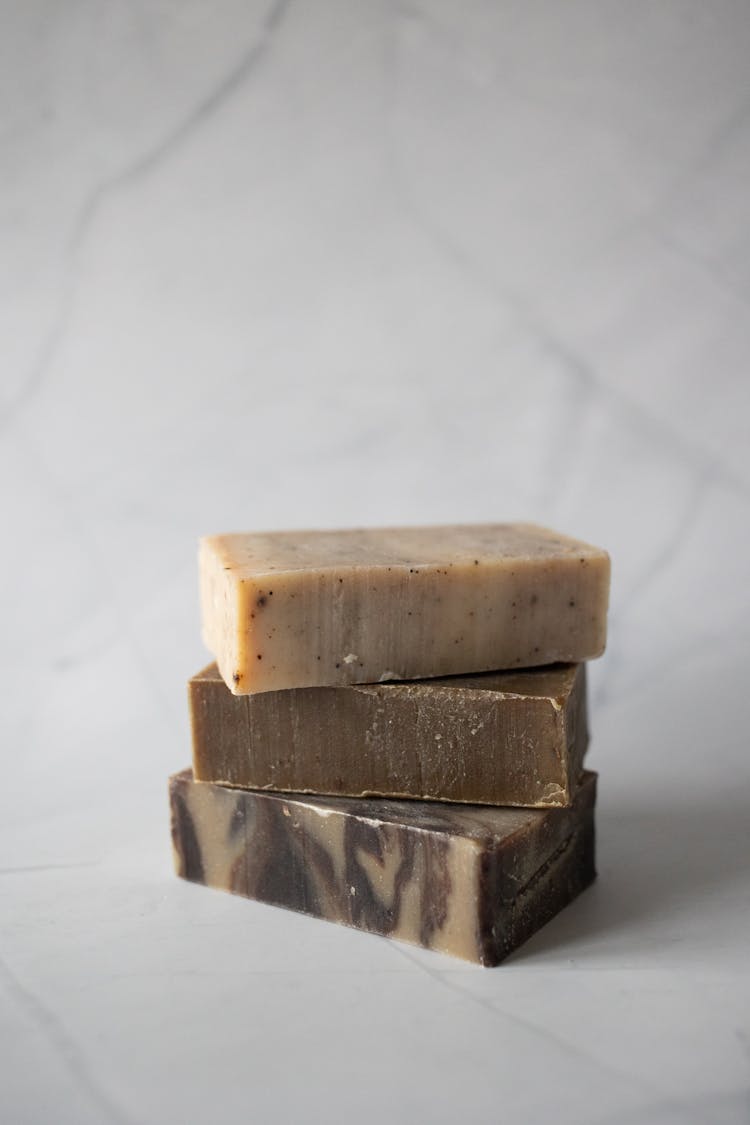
[169,769,596,966]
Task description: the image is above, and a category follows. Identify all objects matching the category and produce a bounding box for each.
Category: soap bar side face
[170,770,247,894]
[169,770,597,965]
[199,523,610,694]
[565,660,589,795]
[189,662,588,808]
[171,768,484,961]
[481,814,596,964]
[199,539,241,691]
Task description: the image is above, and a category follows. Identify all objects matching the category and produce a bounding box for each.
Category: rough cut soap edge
[199,539,240,692]
[566,662,590,794]
[590,550,611,658]
[550,662,590,805]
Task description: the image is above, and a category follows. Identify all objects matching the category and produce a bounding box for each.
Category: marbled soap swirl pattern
[170,770,596,965]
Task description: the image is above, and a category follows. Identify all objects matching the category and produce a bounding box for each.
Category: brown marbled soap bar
[200,523,610,694]
[169,769,596,965]
[190,662,588,808]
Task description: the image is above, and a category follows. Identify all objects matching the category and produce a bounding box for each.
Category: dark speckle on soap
[232,672,242,685]
[257,595,267,607]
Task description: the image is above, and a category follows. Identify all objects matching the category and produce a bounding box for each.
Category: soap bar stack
[170,523,610,965]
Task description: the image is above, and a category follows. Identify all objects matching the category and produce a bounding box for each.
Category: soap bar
[190,662,588,808]
[169,769,596,965]
[200,523,610,693]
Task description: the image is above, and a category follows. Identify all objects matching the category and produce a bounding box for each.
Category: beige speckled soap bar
[200,523,610,694]
[170,768,597,966]
[190,662,588,808]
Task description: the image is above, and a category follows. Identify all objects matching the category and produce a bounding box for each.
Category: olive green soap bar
[199,523,610,694]
[190,662,588,808]
[170,769,597,966]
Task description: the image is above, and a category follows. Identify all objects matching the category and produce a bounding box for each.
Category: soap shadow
[509,788,750,963]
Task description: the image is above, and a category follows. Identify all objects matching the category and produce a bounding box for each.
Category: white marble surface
[2,2,749,1122]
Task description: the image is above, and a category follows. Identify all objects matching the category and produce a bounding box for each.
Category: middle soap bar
[190,662,588,808]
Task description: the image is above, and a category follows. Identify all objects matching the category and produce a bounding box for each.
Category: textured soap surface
[199,523,610,693]
[169,769,596,965]
[190,662,588,808]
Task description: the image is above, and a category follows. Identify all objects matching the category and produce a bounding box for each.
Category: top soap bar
[200,523,610,694]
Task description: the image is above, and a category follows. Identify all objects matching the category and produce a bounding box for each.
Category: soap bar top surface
[170,768,597,965]
[204,523,602,571]
[190,661,588,808]
[200,522,610,694]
